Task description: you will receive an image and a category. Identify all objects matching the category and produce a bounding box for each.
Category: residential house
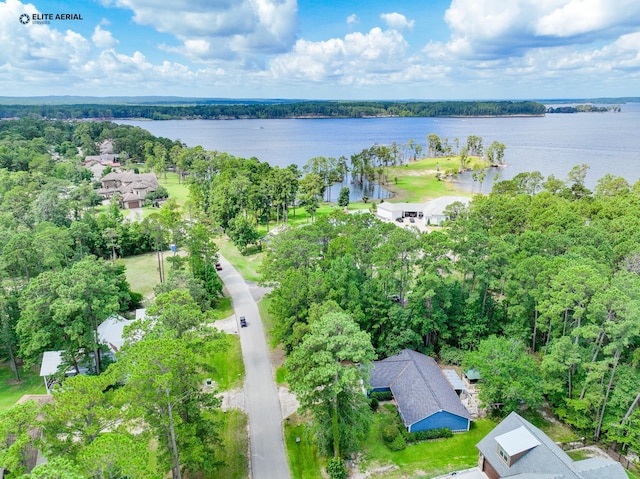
[83,139,121,179]
[39,314,136,394]
[477,412,627,479]
[370,349,472,432]
[97,171,159,209]
[376,196,470,225]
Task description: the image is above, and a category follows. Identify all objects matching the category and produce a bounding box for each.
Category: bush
[370,397,379,411]
[382,425,401,444]
[406,427,453,443]
[388,434,407,451]
[439,345,465,365]
[326,458,347,479]
[370,391,393,401]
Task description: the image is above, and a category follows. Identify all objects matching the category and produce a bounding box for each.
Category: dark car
[239,316,247,327]
[410,217,415,223]
[215,263,222,271]
[396,217,404,223]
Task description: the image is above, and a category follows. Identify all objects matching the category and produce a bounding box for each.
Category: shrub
[382,425,401,444]
[370,391,393,401]
[326,458,347,479]
[406,427,453,443]
[388,434,407,451]
[370,397,379,411]
[439,345,465,365]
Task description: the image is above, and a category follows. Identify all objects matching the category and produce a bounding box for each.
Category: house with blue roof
[369,349,472,433]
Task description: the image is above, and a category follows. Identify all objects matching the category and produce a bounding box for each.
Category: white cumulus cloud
[92,25,119,49]
[443,0,640,59]
[101,0,298,62]
[269,27,411,84]
[380,12,414,31]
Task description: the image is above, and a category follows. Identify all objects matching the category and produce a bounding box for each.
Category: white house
[39,313,138,394]
[377,196,471,225]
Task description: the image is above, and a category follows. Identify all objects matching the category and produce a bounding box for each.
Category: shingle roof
[477,412,627,479]
[370,349,471,428]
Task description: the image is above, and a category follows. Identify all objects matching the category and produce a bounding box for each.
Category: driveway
[217,255,291,479]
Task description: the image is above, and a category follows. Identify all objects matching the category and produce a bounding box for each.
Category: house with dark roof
[370,349,471,432]
[97,171,159,209]
[477,412,627,479]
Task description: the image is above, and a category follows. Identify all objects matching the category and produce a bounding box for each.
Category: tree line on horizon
[0,100,546,120]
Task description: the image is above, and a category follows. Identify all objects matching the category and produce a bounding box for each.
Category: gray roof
[477,412,627,479]
[370,349,471,427]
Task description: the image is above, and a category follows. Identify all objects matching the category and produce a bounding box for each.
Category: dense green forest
[259,167,640,455]
[0,100,546,120]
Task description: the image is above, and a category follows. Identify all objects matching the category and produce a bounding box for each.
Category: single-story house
[370,349,471,432]
[40,314,136,394]
[376,196,471,225]
[477,412,627,479]
[97,313,135,356]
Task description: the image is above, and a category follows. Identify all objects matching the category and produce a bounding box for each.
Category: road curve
[217,255,291,479]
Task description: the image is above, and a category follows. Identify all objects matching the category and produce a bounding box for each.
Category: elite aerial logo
[19,12,84,25]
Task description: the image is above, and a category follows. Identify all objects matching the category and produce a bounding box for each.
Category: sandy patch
[279,386,300,418]
[212,315,239,335]
[220,387,246,412]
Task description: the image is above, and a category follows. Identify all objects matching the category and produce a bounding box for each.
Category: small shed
[464,368,481,385]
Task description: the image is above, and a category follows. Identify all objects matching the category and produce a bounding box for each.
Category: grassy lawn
[383,156,479,203]
[200,333,244,391]
[362,407,496,478]
[121,251,169,304]
[520,409,579,443]
[216,237,264,283]
[284,414,323,479]
[0,363,46,410]
[209,296,234,321]
[276,365,288,385]
[258,297,279,348]
[159,172,190,207]
[209,409,249,479]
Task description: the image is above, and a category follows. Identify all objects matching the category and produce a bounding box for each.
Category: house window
[497,445,510,465]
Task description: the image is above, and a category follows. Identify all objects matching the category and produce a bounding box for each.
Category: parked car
[396,217,404,223]
[215,263,222,271]
[239,316,247,327]
[410,217,415,223]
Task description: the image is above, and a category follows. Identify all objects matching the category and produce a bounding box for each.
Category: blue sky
[2,0,640,99]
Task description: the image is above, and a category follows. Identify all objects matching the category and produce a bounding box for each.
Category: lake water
[118,102,640,194]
